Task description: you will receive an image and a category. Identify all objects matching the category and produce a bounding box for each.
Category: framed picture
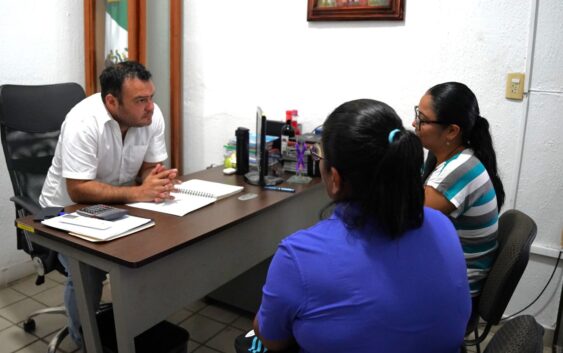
[307,0,405,21]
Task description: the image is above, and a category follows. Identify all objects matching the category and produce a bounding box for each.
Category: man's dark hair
[99,61,152,102]
[322,99,424,236]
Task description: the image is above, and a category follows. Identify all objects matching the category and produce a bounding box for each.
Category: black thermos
[235,127,249,175]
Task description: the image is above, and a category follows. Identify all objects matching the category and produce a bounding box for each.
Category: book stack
[42,214,154,242]
[224,133,280,169]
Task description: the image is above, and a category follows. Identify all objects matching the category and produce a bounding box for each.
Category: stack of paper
[42,213,154,242]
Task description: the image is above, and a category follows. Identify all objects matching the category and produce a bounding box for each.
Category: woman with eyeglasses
[414,82,505,310]
[248,99,470,353]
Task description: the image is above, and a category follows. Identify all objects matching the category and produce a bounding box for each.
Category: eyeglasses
[310,144,324,161]
[414,105,450,130]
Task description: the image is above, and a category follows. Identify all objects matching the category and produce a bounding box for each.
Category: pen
[263,186,295,193]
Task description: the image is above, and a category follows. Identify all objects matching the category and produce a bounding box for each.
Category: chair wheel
[23,319,36,332]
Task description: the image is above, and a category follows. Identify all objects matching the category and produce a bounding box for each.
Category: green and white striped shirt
[425,149,499,297]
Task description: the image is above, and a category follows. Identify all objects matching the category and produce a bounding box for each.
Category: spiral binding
[173,188,215,198]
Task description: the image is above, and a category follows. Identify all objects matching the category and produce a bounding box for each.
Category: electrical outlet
[505,73,525,100]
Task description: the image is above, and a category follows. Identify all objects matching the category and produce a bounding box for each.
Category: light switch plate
[506,73,525,100]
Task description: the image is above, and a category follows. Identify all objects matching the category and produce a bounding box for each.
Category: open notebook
[127,179,244,216]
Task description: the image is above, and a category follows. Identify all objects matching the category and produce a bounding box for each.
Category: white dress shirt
[39,93,168,207]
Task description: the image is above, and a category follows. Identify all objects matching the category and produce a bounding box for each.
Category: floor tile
[10,276,58,297]
[167,308,194,325]
[0,287,26,309]
[185,299,207,312]
[192,346,222,353]
[14,339,49,353]
[45,271,67,285]
[206,326,244,353]
[230,316,253,332]
[200,305,239,324]
[0,298,46,324]
[179,314,226,344]
[188,340,201,352]
[0,315,12,331]
[32,284,64,307]
[0,325,38,353]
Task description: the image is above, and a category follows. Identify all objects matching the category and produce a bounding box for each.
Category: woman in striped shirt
[414,82,505,315]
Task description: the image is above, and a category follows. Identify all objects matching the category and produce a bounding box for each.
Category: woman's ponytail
[469,116,505,210]
[428,82,505,211]
[370,129,424,235]
[322,99,425,237]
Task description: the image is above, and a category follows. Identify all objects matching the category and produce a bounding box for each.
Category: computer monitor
[244,107,283,186]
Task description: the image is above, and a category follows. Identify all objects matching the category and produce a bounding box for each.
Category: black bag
[234,331,299,353]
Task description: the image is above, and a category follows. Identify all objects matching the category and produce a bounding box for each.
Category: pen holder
[307,155,320,177]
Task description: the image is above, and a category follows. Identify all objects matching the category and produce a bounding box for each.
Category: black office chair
[421,150,437,183]
[464,209,538,353]
[0,83,85,352]
[483,315,544,353]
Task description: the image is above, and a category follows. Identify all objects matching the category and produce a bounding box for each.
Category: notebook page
[177,179,243,200]
[127,193,216,217]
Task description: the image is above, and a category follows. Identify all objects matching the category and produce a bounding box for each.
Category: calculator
[76,204,128,221]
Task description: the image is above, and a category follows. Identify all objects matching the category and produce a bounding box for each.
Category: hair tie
[388,129,401,144]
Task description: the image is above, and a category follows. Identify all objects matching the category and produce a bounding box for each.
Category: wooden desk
[15,167,328,353]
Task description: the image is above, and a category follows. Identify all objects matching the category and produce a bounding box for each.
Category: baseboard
[531,242,562,259]
[0,260,35,288]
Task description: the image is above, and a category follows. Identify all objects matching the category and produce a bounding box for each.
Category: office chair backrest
[478,209,537,325]
[0,83,85,210]
[421,151,437,182]
[483,315,544,353]
[0,83,85,279]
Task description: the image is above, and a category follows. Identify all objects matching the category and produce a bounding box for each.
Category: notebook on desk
[127,179,244,216]
[41,213,154,242]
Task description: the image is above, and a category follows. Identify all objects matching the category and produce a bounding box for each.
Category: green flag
[104,0,128,66]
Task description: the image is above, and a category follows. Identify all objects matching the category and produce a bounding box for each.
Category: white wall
[183,0,530,196]
[146,0,171,165]
[183,0,563,328]
[1,0,562,330]
[506,0,563,327]
[0,0,85,286]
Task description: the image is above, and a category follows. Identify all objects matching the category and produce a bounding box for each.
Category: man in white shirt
[39,61,177,347]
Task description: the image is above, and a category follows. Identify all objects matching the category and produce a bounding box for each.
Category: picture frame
[307,0,405,21]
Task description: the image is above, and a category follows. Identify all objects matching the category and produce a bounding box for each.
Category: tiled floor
[0,272,554,353]
[0,272,253,353]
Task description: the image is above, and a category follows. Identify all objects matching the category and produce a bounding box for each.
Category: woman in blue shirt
[253,99,471,353]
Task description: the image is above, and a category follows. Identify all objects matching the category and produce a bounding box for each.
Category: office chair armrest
[10,196,41,215]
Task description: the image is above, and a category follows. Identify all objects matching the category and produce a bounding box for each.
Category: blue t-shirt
[257,206,471,353]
